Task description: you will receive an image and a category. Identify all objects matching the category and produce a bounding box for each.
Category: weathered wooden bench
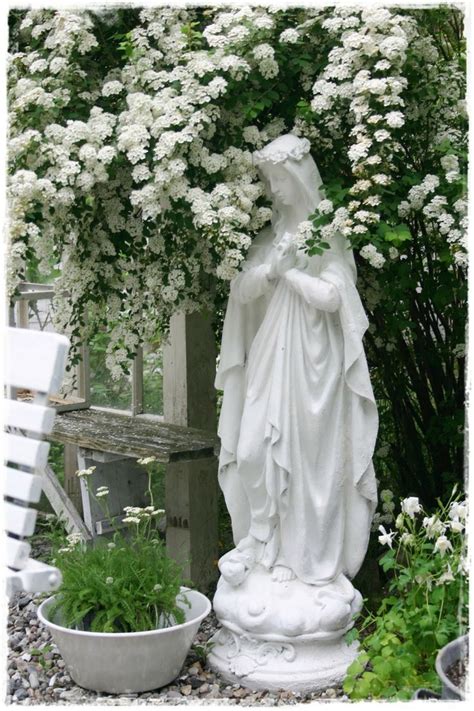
[45,407,220,592]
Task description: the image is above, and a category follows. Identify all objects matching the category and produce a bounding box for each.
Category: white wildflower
[401,497,422,518]
[137,456,157,465]
[76,466,96,478]
[378,525,396,548]
[449,500,467,521]
[437,563,455,585]
[434,535,453,557]
[400,532,414,546]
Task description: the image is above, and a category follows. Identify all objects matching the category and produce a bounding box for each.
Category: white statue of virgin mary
[210,134,378,690]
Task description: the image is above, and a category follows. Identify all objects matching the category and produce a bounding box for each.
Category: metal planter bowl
[435,634,468,701]
[37,589,211,694]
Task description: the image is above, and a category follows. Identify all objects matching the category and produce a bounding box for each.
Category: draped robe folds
[216,227,378,587]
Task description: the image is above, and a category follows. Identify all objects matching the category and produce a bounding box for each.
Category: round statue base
[208,625,358,693]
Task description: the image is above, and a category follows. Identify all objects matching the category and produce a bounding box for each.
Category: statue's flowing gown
[216,228,378,586]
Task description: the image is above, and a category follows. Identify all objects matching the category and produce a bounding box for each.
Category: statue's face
[263,164,298,207]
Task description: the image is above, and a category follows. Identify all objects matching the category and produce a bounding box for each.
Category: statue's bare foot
[271,565,296,582]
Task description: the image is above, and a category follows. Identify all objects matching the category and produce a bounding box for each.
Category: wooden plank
[3,466,43,503]
[77,449,149,537]
[4,433,50,469]
[48,408,219,463]
[4,400,55,434]
[16,282,55,300]
[41,464,92,540]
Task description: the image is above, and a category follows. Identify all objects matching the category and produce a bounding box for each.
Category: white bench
[4,327,69,597]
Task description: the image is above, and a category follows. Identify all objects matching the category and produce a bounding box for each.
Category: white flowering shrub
[7,6,466,496]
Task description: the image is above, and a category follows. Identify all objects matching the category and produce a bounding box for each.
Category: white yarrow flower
[137,456,157,466]
[76,466,96,478]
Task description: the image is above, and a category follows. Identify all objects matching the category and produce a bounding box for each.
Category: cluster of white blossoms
[7,6,466,375]
[122,505,165,524]
[58,532,83,554]
[384,493,468,572]
[360,243,386,269]
[299,7,415,248]
[398,170,467,269]
[76,466,96,478]
[294,220,314,249]
[371,487,396,532]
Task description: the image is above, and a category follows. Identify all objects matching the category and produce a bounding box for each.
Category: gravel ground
[6,520,347,706]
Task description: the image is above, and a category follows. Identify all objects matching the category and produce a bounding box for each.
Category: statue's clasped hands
[268,232,298,281]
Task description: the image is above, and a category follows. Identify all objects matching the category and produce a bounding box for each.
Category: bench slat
[49,408,218,463]
[4,400,55,434]
[6,559,62,595]
[5,328,70,395]
[5,501,37,537]
[4,433,50,469]
[4,466,43,503]
[6,536,31,569]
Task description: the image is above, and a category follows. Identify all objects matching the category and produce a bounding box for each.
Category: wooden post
[163,311,219,592]
[64,444,83,517]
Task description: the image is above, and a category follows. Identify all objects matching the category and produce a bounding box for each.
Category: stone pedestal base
[208,626,358,693]
[208,565,362,692]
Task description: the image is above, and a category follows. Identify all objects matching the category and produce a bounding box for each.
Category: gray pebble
[29,672,39,689]
[13,688,29,701]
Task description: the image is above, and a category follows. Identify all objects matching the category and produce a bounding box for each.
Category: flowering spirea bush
[7,6,466,496]
[344,488,468,700]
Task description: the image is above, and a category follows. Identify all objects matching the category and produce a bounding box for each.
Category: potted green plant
[37,458,211,694]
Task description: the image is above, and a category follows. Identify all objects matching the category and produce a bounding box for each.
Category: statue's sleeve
[230,263,272,304]
[284,268,341,312]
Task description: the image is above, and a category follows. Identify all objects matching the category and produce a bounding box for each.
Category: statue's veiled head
[253,134,324,215]
[253,134,357,279]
